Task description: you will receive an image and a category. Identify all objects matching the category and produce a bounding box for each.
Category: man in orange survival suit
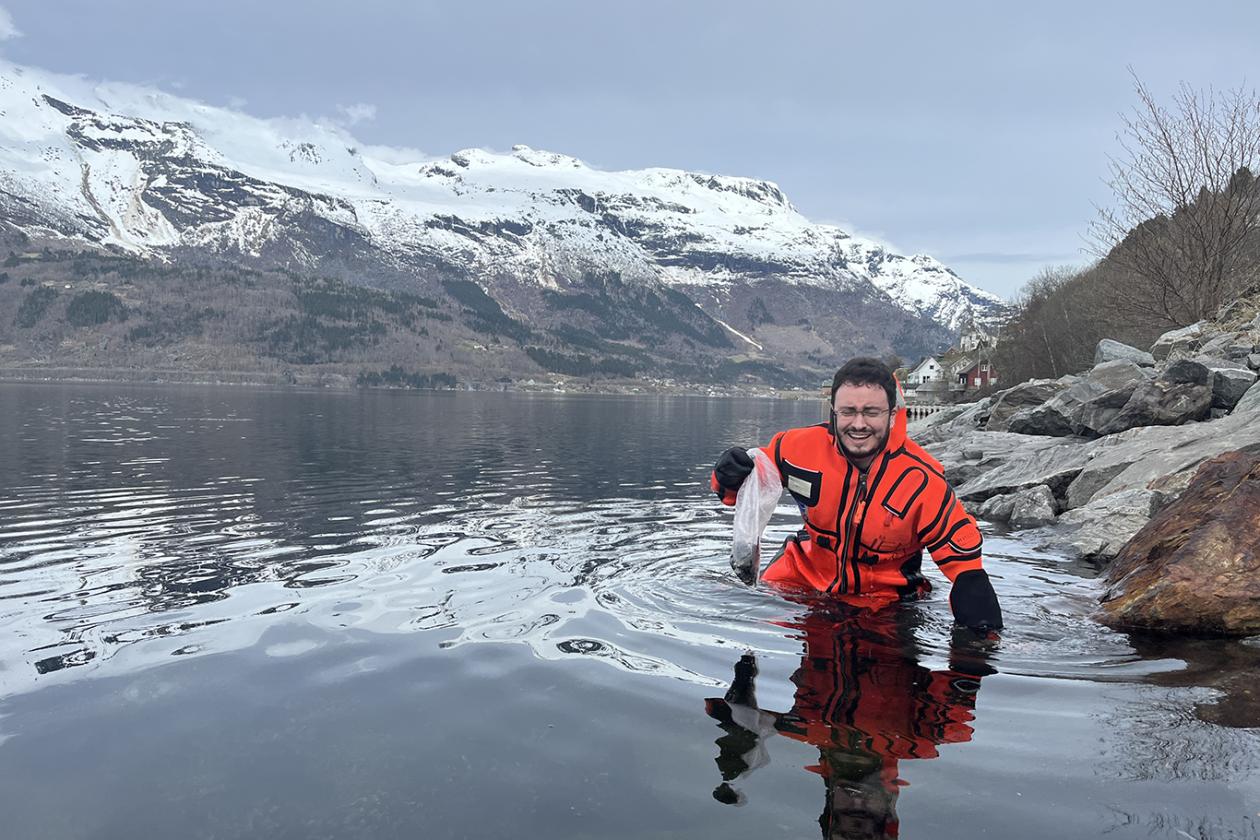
[710,357,1002,632]
[704,606,995,839]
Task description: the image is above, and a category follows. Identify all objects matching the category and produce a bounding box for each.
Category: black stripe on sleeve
[918,490,956,543]
[934,551,982,566]
[927,518,970,554]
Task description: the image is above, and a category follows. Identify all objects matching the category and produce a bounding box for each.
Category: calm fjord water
[0,383,1257,840]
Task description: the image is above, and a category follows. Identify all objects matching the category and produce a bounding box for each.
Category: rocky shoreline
[914,302,1260,636]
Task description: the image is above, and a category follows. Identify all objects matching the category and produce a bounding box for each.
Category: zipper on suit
[850,474,868,593]
[835,472,867,594]
[849,474,870,594]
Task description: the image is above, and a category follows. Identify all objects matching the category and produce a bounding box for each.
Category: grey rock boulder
[1248,353,1260,372]
[923,430,1065,489]
[1065,409,1260,509]
[1008,484,1059,527]
[976,492,1018,523]
[984,378,1074,432]
[1054,488,1168,560]
[908,399,989,446]
[1090,359,1153,390]
[1159,358,1210,386]
[1095,339,1155,367]
[1234,380,1260,414]
[1209,366,1258,410]
[1198,333,1256,364]
[1073,385,1146,438]
[1006,404,1076,437]
[950,434,1097,503]
[1151,321,1209,360]
[1096,379,1212,436]
[1010,360,1152,438]
[976,485,1059,528]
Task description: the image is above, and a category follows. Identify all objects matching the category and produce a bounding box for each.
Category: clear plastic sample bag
[731,448,782,586]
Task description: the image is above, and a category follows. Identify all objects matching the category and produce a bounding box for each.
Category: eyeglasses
[834,407,891,420]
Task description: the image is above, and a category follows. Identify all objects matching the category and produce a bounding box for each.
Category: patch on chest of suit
[779,458,822,508]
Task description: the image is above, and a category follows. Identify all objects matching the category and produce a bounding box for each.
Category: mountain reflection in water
[0,383,1258,840]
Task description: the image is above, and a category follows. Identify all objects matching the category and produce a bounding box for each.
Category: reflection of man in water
[705,605,994,839]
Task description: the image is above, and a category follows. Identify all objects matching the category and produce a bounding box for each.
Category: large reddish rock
[1097,451,1260,635]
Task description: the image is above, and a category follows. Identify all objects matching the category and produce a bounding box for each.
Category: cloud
[337,102,377,126]
[0,5,21,40]
[815,217,907,254]
[943,250,1082,265]
[356,142,435,165]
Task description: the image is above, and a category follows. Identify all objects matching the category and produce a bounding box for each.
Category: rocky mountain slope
[0,59,1006,387]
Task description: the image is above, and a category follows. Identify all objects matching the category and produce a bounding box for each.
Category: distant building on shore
[905,356,943,386]
[905,319,999,403]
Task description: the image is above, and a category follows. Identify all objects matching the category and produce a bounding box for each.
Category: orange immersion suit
[711,405,988,607]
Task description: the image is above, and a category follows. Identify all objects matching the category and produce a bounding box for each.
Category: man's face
[832,383,893,463]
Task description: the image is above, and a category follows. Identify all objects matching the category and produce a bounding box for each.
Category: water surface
[1,383,1257,839]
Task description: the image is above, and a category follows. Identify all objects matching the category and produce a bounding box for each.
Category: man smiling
[711,358,1002,632]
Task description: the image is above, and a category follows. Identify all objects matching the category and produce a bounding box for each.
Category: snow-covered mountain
[0,59,1006,383]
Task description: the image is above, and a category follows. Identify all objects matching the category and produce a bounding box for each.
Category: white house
[904,356,943,386]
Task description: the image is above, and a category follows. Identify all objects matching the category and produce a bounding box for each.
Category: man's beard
[837,426,889,461]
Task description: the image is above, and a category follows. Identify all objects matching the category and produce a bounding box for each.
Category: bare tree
[994,265,1110,383]
[1090,73,1260,326]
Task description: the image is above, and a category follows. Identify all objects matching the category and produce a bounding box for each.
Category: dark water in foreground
[0,383,1257,840]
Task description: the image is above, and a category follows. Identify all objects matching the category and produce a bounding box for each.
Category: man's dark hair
[830,357,897,409]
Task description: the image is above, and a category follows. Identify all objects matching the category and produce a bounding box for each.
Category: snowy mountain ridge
[0,58,1004,338]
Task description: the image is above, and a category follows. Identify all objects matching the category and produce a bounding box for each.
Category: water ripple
[1,384,1253,740]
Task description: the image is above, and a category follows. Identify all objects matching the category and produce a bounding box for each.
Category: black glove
[714,447,754,492]
[949,569,1003,633]
[724,653,758,706]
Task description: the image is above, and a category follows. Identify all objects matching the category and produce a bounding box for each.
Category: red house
[955,355,998,390]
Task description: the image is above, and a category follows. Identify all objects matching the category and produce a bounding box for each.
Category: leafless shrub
[1090,73,1260,325]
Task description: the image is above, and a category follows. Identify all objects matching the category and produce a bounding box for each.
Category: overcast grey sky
[3,1,1258,298]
